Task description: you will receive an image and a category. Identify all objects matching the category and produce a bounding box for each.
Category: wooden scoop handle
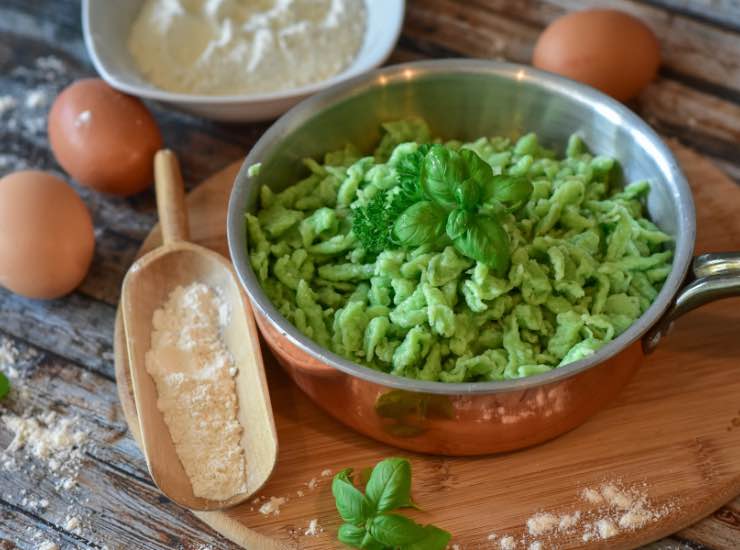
[154,149,190,245]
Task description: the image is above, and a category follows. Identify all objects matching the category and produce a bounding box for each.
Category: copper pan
[227,60,740,456]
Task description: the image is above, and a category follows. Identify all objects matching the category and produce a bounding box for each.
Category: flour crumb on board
[307,477,318,490]
[304,518,322,536]
[580,487,603,504]
[557,511,580,531]
[499,535,516,549]
[146,283,248,501]
[489,480,680,547]
[526,512,558,536]
[259,496,287,516]
[320,468,332,477]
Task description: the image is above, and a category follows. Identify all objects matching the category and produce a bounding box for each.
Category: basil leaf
[454,180,480,211]
[453,215,511,276]
[338,523,366,548]
[0,372,9,400]
[369,513,428,546]
[459,148,493,189]
[483,175,533,207]
[360,533,385,550]
[365,457,414,512]
[332,469,373,524]
[445,208,471,241]
[421,144,463,208]
[393,201,447,248]
[401,525,452,550]
[397,144,431,203]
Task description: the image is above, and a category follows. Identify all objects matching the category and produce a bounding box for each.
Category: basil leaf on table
[369,514,429,546]
[402,525,453,550]
[393,201,447,248]
[337,523,385,550]
[453,214,511,276]
[332,469,373,524]
[338,523,367,547]
[421,144,464,208]
[0,372,9,400]
[483,175,533,207]
[365,457,415,512]
[445,208,472,241]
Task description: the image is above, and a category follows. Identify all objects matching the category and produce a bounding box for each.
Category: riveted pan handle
[643,252,740,353]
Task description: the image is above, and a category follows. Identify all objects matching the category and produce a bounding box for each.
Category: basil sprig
[332,458,451,550]
[391,143,532,275]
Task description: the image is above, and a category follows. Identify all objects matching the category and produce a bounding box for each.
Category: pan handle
[643,252,740,353]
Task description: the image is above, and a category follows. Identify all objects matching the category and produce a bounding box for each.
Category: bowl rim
[227,58,696,395]
[81,0,405,105]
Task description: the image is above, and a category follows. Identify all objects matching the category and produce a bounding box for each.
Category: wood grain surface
[114,143,740,550]
[1,0,739,548]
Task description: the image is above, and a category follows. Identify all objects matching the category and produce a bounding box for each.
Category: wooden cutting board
[114,141,740,550]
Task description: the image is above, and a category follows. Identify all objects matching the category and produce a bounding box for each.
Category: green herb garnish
[332,458,451,550]
[353,143,532,275]
[0,372,10,400]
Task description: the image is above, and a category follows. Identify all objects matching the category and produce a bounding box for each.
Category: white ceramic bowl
[81,0,405,122]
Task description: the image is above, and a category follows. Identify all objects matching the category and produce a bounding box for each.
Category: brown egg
[533,10,660,102]
[48,78,163,196]
[0,171,95,299]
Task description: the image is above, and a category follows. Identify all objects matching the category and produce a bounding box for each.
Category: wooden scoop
[121,150,278,511]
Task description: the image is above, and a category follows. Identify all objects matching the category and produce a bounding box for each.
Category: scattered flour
[0,95,16,115]
[64,515,82,533]
[595,518,618,539]
[146,282,247,501]
[0,338,21,379]
[35,55,66,74]
[2,412,87,460]
[526,512,558,536]
[557,511,580,531]
[306,477,318,490]
[320,468,332,477]
[491,481,679,547]
[304,518,322,536]
[25,89,47,108]
[580,487,603,504]
[259,496,287,516]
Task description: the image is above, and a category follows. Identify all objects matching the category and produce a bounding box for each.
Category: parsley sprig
[352,144,532,276]
[333,458,451,550]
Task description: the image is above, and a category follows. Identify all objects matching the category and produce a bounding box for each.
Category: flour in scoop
[146,282,247,500]
[128,0,366,96]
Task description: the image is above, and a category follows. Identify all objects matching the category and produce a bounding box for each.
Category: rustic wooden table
[1,1,738,549]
